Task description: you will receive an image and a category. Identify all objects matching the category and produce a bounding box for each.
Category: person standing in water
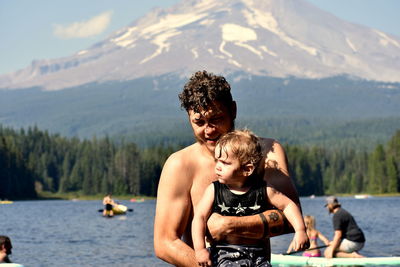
[0,235,13,263]
[154,70,303,266]
[192,130,309,267]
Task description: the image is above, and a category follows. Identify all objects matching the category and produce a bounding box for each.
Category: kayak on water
[112,204,128,214]
[271,253,400,266]
[98,204,133,216]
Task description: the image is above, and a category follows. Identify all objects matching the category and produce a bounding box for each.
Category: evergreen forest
[1,125,399,200]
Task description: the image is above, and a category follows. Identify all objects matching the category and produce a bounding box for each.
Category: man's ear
[231,101,237,120]
[242,163,255,177]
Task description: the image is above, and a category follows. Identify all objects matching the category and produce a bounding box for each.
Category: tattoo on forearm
[266,159,279,169]
[268,211,279,222]
[268,211,283,235]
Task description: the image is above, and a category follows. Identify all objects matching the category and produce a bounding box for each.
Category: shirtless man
[154,70,302,266]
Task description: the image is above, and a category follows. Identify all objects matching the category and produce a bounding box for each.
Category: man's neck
[0,252,7,263]
[333,207,340,213]
[198,142,215,159]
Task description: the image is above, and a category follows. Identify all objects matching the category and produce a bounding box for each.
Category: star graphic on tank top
[233,203,247,214]
[249,201,261,210]
[218,202,230,212]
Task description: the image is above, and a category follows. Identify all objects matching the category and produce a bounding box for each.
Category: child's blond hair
[304,215,316,231]
[216,129,263,168]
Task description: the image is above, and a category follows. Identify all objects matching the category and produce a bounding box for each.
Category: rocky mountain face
[1,0,399,90]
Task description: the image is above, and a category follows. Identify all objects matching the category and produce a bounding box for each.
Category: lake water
[1,196,399,266]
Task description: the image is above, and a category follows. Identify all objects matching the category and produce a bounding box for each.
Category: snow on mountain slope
[1,0,399,90]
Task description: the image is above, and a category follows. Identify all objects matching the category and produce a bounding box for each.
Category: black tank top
[212,180,269,216]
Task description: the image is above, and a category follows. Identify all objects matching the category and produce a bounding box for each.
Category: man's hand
[324,245,334,258]
[207,213,227,241]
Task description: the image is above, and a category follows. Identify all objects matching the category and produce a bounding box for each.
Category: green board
[271,253,400,266]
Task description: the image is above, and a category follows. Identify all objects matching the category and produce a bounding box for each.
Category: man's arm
[153,153,198,267]
[262,140,300,205]
[207,209,289,242]
[324,230,342,258]
[207,140,300,241]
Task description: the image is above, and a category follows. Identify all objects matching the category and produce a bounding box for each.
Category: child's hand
[292,231,310,251]
[195,248,212,266]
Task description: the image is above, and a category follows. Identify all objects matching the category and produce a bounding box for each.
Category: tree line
[1,125,399,200]
[286,129,400,195]
[0,125,174,199]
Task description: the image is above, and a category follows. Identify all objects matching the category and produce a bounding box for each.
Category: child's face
[214,144,243,185]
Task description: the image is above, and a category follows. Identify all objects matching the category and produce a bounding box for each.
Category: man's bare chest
[190,165,216,207]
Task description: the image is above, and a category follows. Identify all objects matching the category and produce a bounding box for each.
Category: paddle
[97,208,134,212]
[283,245,329,255]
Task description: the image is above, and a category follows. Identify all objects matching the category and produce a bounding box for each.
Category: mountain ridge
[1,74,399,143]
[1,0,400,90]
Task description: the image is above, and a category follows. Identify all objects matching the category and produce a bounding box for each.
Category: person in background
[192,129,308,267]
[324,196,365,258]
[287,215,330,257]
[0,235,12,263]
[102,194,116,217]
[154,70,303,266]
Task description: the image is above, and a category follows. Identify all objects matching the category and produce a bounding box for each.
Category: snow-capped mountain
[1,0,399,90]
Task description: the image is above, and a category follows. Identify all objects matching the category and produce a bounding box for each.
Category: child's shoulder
[309,229,319,236]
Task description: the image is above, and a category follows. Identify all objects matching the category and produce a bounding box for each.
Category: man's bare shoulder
[259,137,284,154]
[258,137,288,172]
[161,143,206,182]
[158,144,202,198]
[258,137,296,203]
[165,143,199,167]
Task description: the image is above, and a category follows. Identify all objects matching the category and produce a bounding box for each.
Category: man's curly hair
[179,70,234,113]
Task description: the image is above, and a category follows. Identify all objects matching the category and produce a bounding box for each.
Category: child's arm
[317,230,331,246]
[191,184,215,267]
[267,186,309,251]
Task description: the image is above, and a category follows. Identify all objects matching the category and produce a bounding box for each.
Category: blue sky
[0,0,399,75]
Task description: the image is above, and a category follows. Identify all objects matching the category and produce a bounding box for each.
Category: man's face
[326,204,334,214]
[1,242,12,255]
[188,101,235,154]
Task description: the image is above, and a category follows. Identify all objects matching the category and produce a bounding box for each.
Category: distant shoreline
[34,192,155,201]
[3,192,399,201]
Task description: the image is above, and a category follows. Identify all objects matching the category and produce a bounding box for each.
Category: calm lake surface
[1,196,399,266]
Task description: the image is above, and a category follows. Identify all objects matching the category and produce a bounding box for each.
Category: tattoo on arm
[268,211,283,235]
[264,209,294,237]
[266,159,279,169]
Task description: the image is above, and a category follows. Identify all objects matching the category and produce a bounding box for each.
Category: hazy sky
[0,0,399,75]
